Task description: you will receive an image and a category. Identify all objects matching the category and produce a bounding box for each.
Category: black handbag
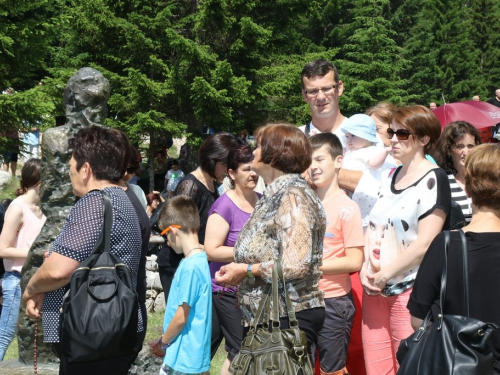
[396,230,498,375]
[229,259,314,375]
[450,199,467,230]
[59,191,139,363]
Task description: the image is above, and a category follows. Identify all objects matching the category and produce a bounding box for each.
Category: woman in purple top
[205,144,260,375]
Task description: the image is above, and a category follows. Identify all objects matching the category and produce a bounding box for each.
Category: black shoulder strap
[458,229,469,317]
[102,190,113,254]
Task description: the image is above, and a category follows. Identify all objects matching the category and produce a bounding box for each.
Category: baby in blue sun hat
[341,114,392,172]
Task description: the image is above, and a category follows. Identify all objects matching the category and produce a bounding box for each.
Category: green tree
[340,0,408,113]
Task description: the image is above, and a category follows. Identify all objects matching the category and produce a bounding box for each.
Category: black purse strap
[458,229,469,317]
[439,230,470,321]
[99,190,113,254]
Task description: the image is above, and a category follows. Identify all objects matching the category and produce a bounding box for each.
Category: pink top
[3,197,46,272]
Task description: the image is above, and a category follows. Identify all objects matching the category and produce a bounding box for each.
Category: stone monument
[17,67,110,364]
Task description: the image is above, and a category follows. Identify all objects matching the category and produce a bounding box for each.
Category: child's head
[342,114,378,151]
[158,196,200,253]
[171,160,179,170]
[309,133,343,188]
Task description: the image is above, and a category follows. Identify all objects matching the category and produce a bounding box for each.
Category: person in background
[360,105,450,375]
[23,121,40,161]
[0,159,46,361]
[124,148,147,210]
[433,121,481,223]
[146,192,164,218]
[478,126,495,144]
[487,89,500,108]
[156,133,238,305]
[408,144,500,375]
[205,144,260,374]
[23,126,142,374]
[429,102,437,110]
[309,133,364,375]
[164,160,185,198]
[472,95,480,101]
[215,124,326,364]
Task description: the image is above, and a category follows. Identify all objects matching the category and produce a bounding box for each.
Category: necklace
[185,247,204,258]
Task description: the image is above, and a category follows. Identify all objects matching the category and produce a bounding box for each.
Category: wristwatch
[247,264,255,279]
[158,338,170,350]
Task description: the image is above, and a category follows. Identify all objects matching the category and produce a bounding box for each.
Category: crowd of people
[0,58,498,375]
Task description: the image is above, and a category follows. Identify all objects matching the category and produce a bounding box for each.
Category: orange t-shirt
[319,191,364,299]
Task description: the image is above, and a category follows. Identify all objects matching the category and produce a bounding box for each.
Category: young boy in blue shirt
[151,196,212,375]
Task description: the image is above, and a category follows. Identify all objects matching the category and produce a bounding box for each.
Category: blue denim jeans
[0,272,22,361]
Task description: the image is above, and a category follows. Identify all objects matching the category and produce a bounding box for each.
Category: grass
[5,310,227,374]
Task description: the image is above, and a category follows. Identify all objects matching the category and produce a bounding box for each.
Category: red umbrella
[432,101,500,130]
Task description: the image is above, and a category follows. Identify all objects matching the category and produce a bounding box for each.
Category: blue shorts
[3,151,18,163]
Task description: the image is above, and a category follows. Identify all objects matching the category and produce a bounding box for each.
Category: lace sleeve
[259,189,318,280]
[174,177,199,200]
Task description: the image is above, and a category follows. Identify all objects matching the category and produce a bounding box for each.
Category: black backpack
[59,190,138,363]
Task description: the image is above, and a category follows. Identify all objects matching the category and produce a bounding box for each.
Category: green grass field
[4,310,227,374]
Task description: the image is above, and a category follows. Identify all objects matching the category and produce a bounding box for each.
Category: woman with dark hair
[146,192,163,218]
[0,159,45,360]
[156,133,239,301]
[360,106,451,375]
[433,121,481,223]
[215,123,326,363]
[23,126,142,374]
[409,144,500,374]
[205,144,260,374]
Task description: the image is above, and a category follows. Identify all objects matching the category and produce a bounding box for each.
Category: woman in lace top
[216,123,326,361]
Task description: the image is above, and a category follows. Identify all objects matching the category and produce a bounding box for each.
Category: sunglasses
[387,128,412,141]
[160,225,181,236]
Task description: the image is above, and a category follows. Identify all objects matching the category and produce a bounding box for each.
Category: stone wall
[144,254,165,313]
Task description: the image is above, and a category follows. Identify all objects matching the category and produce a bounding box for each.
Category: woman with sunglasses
[433,121,481,224]
[0,158,46,361]
[204,144,260,375]
[360,105,451,375]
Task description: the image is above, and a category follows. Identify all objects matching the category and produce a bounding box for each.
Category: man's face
[302,71,343,120]
[429,102,437,110]
[478,127,493,144]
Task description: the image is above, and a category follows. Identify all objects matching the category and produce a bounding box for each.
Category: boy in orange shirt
[309,133,364,375]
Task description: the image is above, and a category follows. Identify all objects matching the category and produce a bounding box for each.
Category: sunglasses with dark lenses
[387,128,412,140]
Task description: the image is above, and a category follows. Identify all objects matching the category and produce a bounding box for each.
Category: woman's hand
[25,293,44,319]
[360,264,381,296]
[215,262,247,287]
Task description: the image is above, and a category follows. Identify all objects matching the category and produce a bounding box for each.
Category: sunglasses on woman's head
[387,128,412,140]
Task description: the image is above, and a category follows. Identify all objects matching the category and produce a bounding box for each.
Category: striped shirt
[448,174,472,222]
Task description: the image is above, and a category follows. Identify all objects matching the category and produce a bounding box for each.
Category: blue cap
[341,114,378,143]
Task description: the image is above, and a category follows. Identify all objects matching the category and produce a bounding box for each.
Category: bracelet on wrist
[158,338,170,350]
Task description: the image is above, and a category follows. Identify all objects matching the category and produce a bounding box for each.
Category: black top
[487,97,500,108]
[156,173,219,269]
[125,186,151,328]
[409,231,500,373]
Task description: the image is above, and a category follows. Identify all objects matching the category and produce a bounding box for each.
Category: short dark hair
[68,126,130,183]
[171,159,179,166]
[309,133,343,160]
[392,105,441,154]
[158,196,200,234]
[16,158,41,196]
[227,144,254,188]
[199,133,239,179]
[433,121,481,174]
[255,123,311,173]
[301,59,339,88]
[465,144,500,211]
[145,192,161,206]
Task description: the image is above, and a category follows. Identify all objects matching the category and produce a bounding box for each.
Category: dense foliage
[1,0,499,143]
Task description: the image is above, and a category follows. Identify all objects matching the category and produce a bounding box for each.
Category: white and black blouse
[42,187,143,343]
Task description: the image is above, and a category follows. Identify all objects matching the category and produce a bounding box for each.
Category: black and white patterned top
[448,174,472,223]
[42,187,143,343]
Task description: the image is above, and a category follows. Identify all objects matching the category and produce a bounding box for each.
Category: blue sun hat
[342,114,378,143]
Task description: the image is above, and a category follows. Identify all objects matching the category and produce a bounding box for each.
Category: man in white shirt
[299,59,361,192]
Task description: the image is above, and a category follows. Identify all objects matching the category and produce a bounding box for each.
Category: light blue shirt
[163,252,212,373]
[23,122,40,145]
